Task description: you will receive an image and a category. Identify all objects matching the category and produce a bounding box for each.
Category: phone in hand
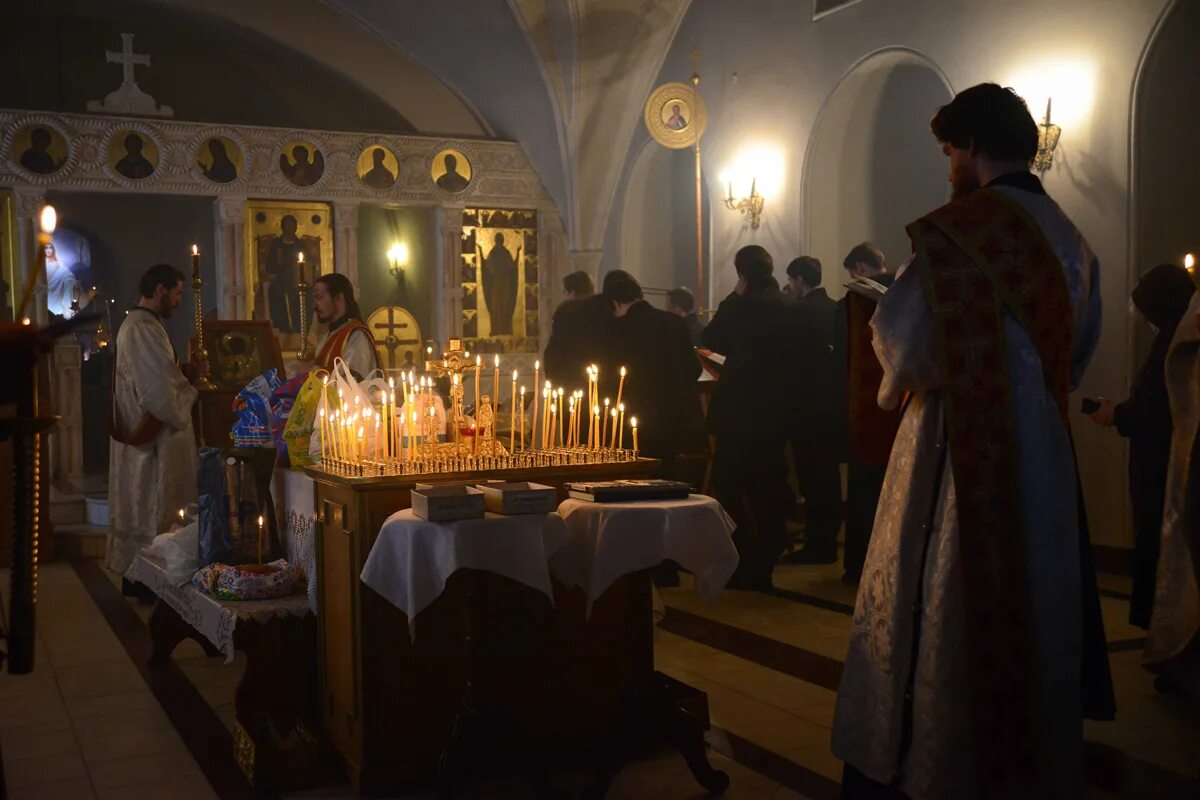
[1080,397,1101,415]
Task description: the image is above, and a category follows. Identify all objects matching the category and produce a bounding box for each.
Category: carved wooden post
[13,190,48,326]
[436,206,465,347]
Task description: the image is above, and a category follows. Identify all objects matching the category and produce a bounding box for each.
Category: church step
[54,524,109,560]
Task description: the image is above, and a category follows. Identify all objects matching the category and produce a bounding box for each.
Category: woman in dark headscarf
[1088,264,1196,628]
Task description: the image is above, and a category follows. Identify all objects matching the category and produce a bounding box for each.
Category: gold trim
[644,82,707,150]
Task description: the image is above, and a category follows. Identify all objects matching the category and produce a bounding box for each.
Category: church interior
[1,0,1198,798]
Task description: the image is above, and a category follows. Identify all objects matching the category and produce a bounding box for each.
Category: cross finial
[689,49,701,86]
[107,33,151,86]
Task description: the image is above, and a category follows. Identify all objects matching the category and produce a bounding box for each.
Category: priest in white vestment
[832,84,1107,799]
[1145,293,1200,698]
[107,264,201,576]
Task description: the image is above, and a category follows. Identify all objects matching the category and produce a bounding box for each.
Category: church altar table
[551,495,738,611]
[360,509,570,635]
[306,458,662,795]
[128,554,320,790]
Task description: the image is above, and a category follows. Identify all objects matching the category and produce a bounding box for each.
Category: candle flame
[593,405,599,414]
[258,515,264,527]
[520,386,526,395]
[429,406,436,417]
[620,366,626,377]
[191,244,198,256]
[512,369,518,380]
[494,355,500,367]
[476,355,482,366]
[179,508,185,519]
[39,205,56,234]
[388,376,395,388]
[297,251,304,263]
[618,403,625,412]
[21,317,31,325]
[1186,253,1196,271]
[631,416,638,428]
[534,360,540,370]
[611,408,618,417]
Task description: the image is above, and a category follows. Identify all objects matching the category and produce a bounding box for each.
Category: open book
[844,275,888,302]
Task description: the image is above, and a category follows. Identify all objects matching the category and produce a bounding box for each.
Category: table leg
[148,601,221,664]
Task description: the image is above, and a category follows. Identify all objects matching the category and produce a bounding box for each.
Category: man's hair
[601,269,636,294]
[843,242,885,272]
[604,272,643,305]
[562,270,595,297]
[666,287,695,313]
[786,256,822,287]
[315,272,363,320]
[930,82,1039,163]
[734,245,774,289]
[139,264,184,298]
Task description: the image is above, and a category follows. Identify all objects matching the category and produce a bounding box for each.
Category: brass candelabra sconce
[296,251,315,362]
[1034,97,1061,177]
[388,242,409,289]
[723,177,764,229]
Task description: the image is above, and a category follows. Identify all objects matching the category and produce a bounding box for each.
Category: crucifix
[106,33,151,87]
[369,307,421,371]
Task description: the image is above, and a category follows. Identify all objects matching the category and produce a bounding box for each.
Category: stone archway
[802,49,953,298]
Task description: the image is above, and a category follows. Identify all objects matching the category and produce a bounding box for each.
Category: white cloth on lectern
[551,495,739,612]
[106,309,198,574]
[360,510,570,635]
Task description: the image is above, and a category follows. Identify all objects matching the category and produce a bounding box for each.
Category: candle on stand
[575,390,583,446]
[549,397,557,449]
[257,514,265,564]
[592,405,600,449]
[429,406,437,450]
[618,403,625,449]
[410,410,417,460]
[318,408,327,460]
[631,416,639,452]
[542,383,552,448]
[357,426,365,462]
[558,389,565,447]
[519,386,526,450]
[616,366,627,412]
[474,356,482,424]
[178,507,186,524]
[602,398,610,446]
[510,369,517,451]
[532,360,540,451]
[610,407,618,448]
[492,355,500,414]
[472,421,479,456]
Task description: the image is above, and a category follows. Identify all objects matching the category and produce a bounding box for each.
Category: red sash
[907,187,1073,793]
[315,320,375,372]
[846,292,903,465]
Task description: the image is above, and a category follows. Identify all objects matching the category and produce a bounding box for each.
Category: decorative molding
[0,109,557,212]
[812,0,868,22]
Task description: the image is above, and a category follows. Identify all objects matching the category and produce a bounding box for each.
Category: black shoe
[782,547,838,565]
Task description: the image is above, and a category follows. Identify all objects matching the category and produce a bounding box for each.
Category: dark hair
[562,270,595,297]
[931,82,1039,163]
[315,272,363,320]
[604,273,643,305]
[601,269,636,294]
[786,256,821,287]
[1132,264,1195,333]
[843,242,885,272]
[734,245,774,289]
[138,264,184,298]
[666,287,695,313]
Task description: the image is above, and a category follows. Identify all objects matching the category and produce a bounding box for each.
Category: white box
[85,496,109,527]
[410,485,485,522]
[478,482,557,515]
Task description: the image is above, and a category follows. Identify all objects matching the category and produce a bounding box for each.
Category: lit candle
[357,425,365,462]
[429,406,437,450]
[532,360,540,452]
[558,388,565,448]
[410,410,417,460]
[474,355,481,424]
[592,405,600,450]
[472,421,479,456]
[297,250,305,284]
[567,394,576,448]
[257,514,265,564]
[610,407,618,448]
[191,244,199,273]
[319,407,327,461]
[510,369,518,452]
[602,398,610,447]
[575,390,583,447]
[542,383,552,449]
[549,398,557,449]
[519,386,526,451]
[616,366,627,412]
[631,416,639,453]
[492,355,500,416]
[618,403,625,449]
[178,507,186,523]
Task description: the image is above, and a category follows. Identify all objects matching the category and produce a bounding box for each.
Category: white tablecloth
[360,510,571,635]
[271,468,318,612]
[551,495,739,612]
[126,555,312,663]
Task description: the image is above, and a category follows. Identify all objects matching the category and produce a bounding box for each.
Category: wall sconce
[723,177,764,229]
[1034,97,1061,177]
[387,242,409,285]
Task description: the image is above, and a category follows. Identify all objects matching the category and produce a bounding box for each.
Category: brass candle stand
[296,273,315,362]
[190,247,216,390]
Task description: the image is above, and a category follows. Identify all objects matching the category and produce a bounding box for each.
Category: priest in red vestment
[309,272,379,379]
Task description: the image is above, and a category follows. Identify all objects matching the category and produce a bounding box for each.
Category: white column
[539,210,566,353]
[13,190,48,326]
[333,201,360,285]
[437,206,464,348]
[213,197,247,319]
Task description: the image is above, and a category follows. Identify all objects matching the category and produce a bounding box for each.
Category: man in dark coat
[1087,264,1196,628]
[782,256,843,564]
[703,246,805,589]
[608,275,703,469]
[543,270,629,388]
[667,287,706,346]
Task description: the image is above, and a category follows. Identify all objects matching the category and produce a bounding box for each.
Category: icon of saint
[115,133,154,179]
[200,138,238,183]
[435,153,469,193]
[362,147,396,189]
[666,103,688,131]
[20,128,60,174]
[479,233,520,336]
[263,215,304,332]
[280,145,324,187]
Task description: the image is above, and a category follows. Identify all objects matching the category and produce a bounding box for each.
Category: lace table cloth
[271,467,318,612]
[126,554,312,663]
[551,495,739,612]
[360,510,571,637]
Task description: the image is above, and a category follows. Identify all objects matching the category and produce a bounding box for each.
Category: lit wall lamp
[723,177,763,229]
[1034,97,1061,177]
[387,242,409,285]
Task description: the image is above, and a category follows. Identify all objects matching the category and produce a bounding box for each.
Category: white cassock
[831,184,1102,799]
[1145,292,1200,696]
[106,308,199,574]
[315,324,377,378]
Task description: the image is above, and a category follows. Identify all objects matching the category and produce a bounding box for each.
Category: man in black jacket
[543,270,633,387]
[703,246,805,589]
[782,256,843,564]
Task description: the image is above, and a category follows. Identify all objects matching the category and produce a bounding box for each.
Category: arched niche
[618,139,710,306]
[1131,0,1197,361]
[802,49,953,298]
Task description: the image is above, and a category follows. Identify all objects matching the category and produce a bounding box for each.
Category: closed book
[565,479,691,503]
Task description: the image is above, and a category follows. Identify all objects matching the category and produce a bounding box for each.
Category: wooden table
[307,459,662,795]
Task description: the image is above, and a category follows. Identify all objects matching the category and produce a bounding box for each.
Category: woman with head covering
[1088,264,1196,628]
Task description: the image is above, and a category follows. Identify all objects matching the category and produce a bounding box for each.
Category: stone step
[54,523,109,560]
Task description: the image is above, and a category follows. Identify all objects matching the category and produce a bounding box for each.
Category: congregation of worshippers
[2,2,1199,799]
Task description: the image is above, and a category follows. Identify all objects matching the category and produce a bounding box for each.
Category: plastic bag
[144,520,200,585]
[283,371,326,468]
[231,369,282,448]
[197,446,233,566]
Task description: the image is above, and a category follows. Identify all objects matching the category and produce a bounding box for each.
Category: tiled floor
[4,551,1199,799]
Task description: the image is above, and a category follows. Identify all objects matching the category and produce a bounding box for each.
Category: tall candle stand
[190,245,216,390]
[296,256,315,362]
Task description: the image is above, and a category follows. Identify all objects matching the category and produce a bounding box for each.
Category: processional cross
[108,34,150,87]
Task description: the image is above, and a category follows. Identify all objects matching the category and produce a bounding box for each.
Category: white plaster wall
[605,0,1178,548]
